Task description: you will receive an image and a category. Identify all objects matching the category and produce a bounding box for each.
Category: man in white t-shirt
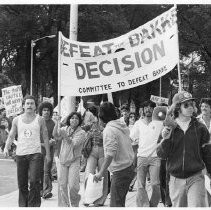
[130,100,161,207]
[4,95,51,207]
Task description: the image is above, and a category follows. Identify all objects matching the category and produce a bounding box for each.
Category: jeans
[40,146,54,196]
[58,158,81,207]
[110,165,134,207]
[169,171,207,207]
[136,156,161,207]
[84,145,108,205]
[159,159,172,206]
[16,153,42,207]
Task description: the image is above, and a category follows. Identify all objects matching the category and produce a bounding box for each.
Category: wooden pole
[58,32,62,127]
[68,4,78,113]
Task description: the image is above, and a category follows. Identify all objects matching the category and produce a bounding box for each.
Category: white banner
[150,95,169,105]
[59,6,178,96]
[1,85,23,117]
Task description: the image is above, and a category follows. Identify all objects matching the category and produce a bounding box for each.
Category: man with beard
[130,100,161,207]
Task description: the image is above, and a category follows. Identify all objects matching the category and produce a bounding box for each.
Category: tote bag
[84,173,104,204]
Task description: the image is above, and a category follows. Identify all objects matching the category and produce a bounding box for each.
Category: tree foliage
[0,4,210,110]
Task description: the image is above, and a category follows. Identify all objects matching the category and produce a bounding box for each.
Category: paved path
[0,170,164,207]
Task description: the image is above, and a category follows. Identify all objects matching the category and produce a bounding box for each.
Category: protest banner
[0,97,4,110]
[150,95,169,105]
[58,6,179,97]
[1,85,23,117]
[43,97,54,105]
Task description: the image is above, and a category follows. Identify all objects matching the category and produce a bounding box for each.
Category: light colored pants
[169,171,207,207]
[58,158,81,207]
[136,156,161,207]
[54,156,60,179]
[84,145,108,206]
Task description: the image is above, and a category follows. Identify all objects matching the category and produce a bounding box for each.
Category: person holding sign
[93,102,134,207]
[3,95,51,207]
[157,91,211,207]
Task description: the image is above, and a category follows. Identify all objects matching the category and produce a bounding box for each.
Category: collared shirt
[130,119,163,157]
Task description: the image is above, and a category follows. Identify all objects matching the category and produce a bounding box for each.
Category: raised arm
[4,117,18,157]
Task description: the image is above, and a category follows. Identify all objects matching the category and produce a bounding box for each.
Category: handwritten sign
[43,97,54,105]
[1,85,23,117]
[150,95,169,105]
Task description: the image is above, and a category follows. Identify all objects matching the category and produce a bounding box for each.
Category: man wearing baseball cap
[157,91,211,207]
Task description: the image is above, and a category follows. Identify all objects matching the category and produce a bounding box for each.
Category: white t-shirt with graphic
[16,115,41,155]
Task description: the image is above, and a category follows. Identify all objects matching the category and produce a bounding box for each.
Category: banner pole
[58,32,61,125]
[67,4,78,113]
[175,4,182,92]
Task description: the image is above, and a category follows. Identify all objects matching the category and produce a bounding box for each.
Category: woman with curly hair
[53,112,86,207]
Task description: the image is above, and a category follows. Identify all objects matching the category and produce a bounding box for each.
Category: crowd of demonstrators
[38,102,56,199]
[1,92,211,208]
[4,95,51,207]
[93,102,134,207]
[53,112,86,207]
[83,105,108,207]
[157,91,211,207]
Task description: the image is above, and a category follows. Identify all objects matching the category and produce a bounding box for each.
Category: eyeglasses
[183,101,194,108]
[129,115,135,119]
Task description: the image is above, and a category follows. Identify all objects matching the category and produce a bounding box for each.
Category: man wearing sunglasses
[157,91,211,207]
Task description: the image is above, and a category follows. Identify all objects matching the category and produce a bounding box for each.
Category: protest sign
[150,95,169,105]
[1,85,23,117]
[58,6,179,97]
[43,97,54,105]
[0,97,4,110]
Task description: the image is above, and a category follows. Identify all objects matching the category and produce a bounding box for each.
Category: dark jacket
[157,117,211,178]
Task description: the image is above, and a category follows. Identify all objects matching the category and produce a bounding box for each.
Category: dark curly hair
[99,102,117,124]
[38,101,54,117]
[142,100,156,109]
[66,112,83,127]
